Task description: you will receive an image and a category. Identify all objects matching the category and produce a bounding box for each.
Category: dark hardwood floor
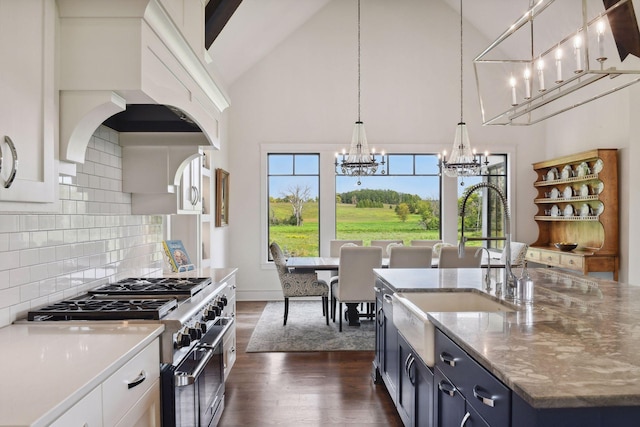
[219,301,403,426]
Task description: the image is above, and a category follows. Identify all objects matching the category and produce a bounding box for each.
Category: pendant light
[335,0,385,185]
[440,0,483,186]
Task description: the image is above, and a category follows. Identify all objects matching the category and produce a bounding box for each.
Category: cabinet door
[114,379,161,427]
[382,290,399,404]
[434,368,465,427]
[50,386,103,427]
[0,0,56,206]
[180,155,202,212]
[397,334,415,426]
[415,355,434,427]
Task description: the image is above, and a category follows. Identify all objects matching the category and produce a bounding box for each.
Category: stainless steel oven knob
[203,305,218,321]
[220,296,228,306]
[195,321,207,334]
[216,299,225,310]
[175,331,191,349]
[186,326,202,340]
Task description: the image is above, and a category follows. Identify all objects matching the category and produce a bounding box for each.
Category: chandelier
[335,0,385,186]
[474,0,640,125]
[440,0,488,185]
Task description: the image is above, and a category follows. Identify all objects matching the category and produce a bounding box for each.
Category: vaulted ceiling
[206,0,533,87]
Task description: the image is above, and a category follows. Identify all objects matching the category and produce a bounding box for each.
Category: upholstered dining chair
[370,240,404,257]
[269,242,329,326]
[438,246,482,268]
[501,241,529,267]
[329,240,363,257]
[330,246,383,331]
[410,239,442,247]
[389,246,433,268]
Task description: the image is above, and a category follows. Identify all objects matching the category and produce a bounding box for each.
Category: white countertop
[0,322,164,427]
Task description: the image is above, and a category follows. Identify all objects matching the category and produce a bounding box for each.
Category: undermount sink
[392,291,514,367]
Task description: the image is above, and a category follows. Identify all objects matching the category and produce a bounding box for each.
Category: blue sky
[268,153,483,200]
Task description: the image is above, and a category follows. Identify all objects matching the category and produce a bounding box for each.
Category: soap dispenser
[517,262,534,304]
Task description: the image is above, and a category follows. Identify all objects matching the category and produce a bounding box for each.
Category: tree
[396,203,410,222]
[282,185,311,226]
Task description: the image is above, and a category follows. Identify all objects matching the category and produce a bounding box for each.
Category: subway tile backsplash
[0,126,164,327]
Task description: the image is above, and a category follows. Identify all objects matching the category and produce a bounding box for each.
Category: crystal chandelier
[440,0,485,186]
[335,0,385,186]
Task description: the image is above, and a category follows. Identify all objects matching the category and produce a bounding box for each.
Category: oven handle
[174,348,214,387]
[198,316,234,349]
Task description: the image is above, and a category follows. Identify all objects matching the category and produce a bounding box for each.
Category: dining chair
[410,239,442,247]
[501,241,529,267]
[389,246,433,268]
[438,246,482,268]
[330,246,383,331]
[329,240,363,257]
[370,240,404,257]
[269,242,329,326]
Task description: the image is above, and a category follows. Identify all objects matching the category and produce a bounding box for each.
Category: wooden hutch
[526,149,619,280]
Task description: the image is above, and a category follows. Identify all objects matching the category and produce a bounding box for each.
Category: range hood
[57,0,230,163]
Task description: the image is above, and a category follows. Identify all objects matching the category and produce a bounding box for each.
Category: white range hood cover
[57,0,230,163]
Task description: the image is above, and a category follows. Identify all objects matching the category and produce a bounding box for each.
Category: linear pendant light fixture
[474,0,640,126]
[335,0,385,186]
[440,0,488,186]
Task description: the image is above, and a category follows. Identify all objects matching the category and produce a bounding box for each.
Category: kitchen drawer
[50,385,102,427]
[435,329,510,427]
[102,338,160,426]
[114,379,160,427]
[526,248,541,261]
[560,253,583,269]
[538,251,560,266]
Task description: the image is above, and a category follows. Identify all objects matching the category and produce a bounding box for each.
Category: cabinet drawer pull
[126,370,147,389]
[3,136,17,189]
[473,385,495,407]
[439,351,456,367]
[407,356,416,385]
[460,412,471,427]
[438,380,456,397]
[568,259,574,265]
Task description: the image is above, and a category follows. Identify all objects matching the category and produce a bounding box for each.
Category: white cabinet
[50,386,103,427]
[180,154,203,213]
[0,0,57,209]
[50,338,161,427]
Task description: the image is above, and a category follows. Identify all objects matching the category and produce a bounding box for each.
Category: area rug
[246,301,375,352]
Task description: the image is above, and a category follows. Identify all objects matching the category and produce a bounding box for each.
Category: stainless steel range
[27,274,236,427]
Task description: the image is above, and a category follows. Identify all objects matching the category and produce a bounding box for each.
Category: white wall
[0,126,165,327]
[226,0,545,300]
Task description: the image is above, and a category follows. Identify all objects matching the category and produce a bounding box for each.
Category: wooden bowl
[554,242,578,251]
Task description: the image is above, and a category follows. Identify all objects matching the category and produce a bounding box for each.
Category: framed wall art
[215,168,229,227]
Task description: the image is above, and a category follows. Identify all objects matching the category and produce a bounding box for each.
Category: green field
[270,202,458,257]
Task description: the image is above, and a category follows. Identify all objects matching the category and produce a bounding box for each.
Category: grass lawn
[270,202,444,256]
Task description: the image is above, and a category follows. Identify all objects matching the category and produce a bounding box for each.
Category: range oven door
[162,317,233,427]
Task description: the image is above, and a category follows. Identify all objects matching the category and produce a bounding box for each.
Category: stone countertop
[0,322,164,427]
[374,267,640,409]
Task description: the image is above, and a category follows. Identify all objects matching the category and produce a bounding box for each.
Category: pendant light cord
[459,0,463,123]
[358,0,361,122]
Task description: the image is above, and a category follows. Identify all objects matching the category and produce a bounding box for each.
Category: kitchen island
[373,267,640,426]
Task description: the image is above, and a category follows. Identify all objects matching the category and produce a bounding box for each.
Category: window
[457,154,508,250]
[268,154,320,258]
[335,154,441,245]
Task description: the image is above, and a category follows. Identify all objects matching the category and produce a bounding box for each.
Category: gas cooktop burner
[27,298,178,321]
[88,277,212,297]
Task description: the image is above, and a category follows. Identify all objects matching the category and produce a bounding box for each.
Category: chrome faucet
[459,182,516,298]
[474,247,492,292]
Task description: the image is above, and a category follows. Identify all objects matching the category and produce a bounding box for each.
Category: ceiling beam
[205,0,243,49]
